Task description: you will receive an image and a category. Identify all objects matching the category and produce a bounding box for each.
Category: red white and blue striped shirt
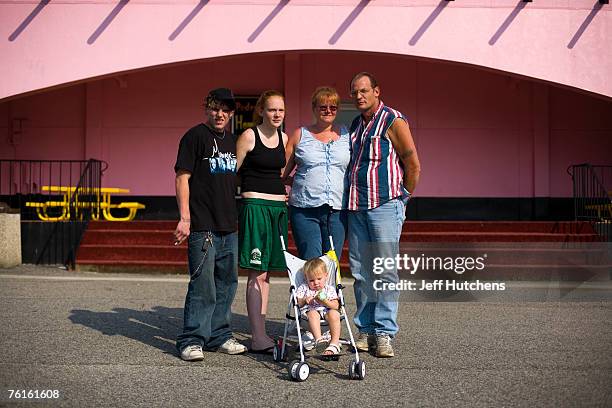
[346,101,410,211]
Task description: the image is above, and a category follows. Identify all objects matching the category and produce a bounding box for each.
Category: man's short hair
[350,72,379,90]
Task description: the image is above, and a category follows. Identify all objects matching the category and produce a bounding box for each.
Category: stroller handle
[327,210,336,251]
[278,208,288,251]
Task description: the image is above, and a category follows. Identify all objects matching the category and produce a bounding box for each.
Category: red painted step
[85,220,597,234]
[76,220,607,279]
[86,221,177,231]
[400,231,600,242]
[401,221,597,234]
[81,230,182,246]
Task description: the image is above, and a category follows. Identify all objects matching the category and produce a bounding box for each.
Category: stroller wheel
[355,361,366,380]
[348,360,356,380]
[289,360,300,380]
[289,360,310,382]
[273,344,281,362]
[274,339,286,362]
[296,362,310,381]
[348,359,366,380]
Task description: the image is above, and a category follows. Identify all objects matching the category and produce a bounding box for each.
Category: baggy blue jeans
[176,230,238,351]
[289,205,347,260]
[348,198,406,337]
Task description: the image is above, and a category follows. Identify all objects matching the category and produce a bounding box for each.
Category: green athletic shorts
[239,198,288,272]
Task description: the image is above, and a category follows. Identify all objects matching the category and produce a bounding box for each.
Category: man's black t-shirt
[174,124,237,232]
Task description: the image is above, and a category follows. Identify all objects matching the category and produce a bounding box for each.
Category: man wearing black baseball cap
[174,88,247,361]
[204,87,236,111]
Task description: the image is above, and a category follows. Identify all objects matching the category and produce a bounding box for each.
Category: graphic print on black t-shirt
[205,138,237,174]
[174,124,238,232]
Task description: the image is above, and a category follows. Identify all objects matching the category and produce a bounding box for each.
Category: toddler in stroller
[274,235,366,382]
[296,258,341,358]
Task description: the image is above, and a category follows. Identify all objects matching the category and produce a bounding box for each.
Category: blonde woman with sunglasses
[282,86,350,261]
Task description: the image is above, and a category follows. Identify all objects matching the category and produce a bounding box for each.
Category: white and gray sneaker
[375,334,394,358]
[354,332,372,352]
[217,337,247,355]
[180,345,204,361]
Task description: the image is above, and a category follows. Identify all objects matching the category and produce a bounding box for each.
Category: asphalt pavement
[1,265,611,407]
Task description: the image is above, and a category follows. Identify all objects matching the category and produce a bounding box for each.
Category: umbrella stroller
[273,235,366,382]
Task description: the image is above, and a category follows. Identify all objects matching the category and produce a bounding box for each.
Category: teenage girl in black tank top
[236,91,288,352]
[240,126,286,195]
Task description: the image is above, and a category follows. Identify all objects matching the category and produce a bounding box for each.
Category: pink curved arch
[1,1,611,101]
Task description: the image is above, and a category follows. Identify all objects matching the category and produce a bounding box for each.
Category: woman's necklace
[311,126,336,144]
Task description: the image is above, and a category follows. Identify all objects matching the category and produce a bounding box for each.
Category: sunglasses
[318,105,338,113]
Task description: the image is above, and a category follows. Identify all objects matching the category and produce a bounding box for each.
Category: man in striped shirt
[346,72,421,358]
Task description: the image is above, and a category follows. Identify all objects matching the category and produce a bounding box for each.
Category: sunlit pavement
[1,265,611,407]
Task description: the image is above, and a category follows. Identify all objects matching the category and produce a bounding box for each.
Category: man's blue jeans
[176,230,238,351]
[289,205,347,260]
[348,198,405,337]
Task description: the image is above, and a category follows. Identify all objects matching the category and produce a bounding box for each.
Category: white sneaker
[180,345,204,361]
[355,332,372,351]
[375,334,394,358]
[301,331,315,351]
[217,337,247,355]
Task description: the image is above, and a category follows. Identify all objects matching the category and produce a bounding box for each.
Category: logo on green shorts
[250,248,262,265]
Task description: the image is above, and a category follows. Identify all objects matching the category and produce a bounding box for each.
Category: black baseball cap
[205,88,236,111]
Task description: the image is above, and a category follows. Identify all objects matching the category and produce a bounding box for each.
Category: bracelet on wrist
[180,218,190,222]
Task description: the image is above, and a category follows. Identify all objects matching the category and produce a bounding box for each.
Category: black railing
[0,159,105,267]
[568,163,612,241]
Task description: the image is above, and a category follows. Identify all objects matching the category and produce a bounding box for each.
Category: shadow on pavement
[68,307,287,356]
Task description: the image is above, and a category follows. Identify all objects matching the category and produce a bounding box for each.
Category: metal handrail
[568,163,612,241]
[0,158,105,266]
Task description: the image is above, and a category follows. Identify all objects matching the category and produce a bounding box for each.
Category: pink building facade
[1,1,611,219]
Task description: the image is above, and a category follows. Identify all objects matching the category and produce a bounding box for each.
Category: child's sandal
[314,338,329,353]
[321,343,341,360]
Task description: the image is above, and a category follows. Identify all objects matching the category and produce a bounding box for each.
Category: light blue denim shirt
[288,126,350,210]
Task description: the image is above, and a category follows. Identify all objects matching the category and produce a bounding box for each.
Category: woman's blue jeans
[176,230,238,351]
[289,205,347,260]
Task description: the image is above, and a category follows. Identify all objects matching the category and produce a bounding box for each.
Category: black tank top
[240,127,286,195]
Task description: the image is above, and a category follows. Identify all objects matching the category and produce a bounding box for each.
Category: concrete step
[400,264,611,281]
[77,244,607,265]
[75,262,611,281]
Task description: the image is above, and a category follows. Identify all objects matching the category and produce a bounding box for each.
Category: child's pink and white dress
[295,284,338,315]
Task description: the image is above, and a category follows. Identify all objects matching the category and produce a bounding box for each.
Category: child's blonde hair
[303,258,327,280]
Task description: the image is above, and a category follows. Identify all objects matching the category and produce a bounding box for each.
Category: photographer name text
[374,279,506,291]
